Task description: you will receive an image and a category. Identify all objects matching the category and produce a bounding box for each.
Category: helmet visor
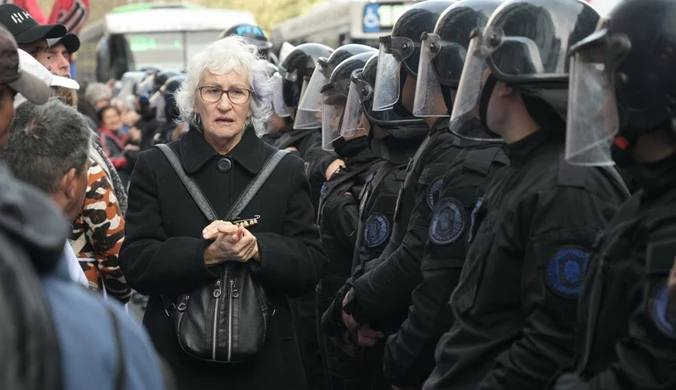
[341,74,367,137]
[565,37,620,166]
[413,33,450,118]
[271,73,290,118]
[373,36,415,111]
[293,77,321,129]
[298,66,327,112]
[321,87,347,151]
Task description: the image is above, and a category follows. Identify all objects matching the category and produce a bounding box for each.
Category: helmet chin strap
[478,74,498,131]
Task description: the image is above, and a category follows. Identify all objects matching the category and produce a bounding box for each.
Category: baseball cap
[47,32,80,54]
[0,25,50,104]
[0,4,66,44]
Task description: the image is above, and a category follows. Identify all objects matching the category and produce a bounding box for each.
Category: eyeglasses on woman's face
[197,86,253,105]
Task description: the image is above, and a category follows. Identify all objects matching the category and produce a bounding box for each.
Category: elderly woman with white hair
[119,37,327,390]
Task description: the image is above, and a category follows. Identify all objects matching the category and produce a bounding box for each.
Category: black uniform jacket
[351,119,461,327]
[423,129,629,390]
[384,137,509,387]
[551,154,676,390]
[119,127,328,390]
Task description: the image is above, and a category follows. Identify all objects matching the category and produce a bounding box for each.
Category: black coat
[119,127,328,390]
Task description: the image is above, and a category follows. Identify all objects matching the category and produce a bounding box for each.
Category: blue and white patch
[651,284,676,339]
[364,213,390,248]
[320,182,329,195]
[546,249,589,298]
[429,198,466,245]
[427,176,444,209]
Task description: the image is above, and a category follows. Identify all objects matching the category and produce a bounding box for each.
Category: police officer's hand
[284,146,298,152]
[356,324,384,348]
[668,257,676,318]
[203,222,259,265]
[393,386,420,390]
[342,288,361,332]
[331,331,360,357]
[325,159,346,180]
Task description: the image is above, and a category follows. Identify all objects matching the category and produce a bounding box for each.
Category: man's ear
[61,167,78,200]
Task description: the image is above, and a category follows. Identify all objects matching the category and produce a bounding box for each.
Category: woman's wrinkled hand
[202,221,259,265]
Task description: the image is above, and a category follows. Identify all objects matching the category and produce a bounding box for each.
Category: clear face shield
[565,29,628,166]
[413,33,466,118]
[321,85,347,151]
[450,26,551,140]
[293,76,322,129]
[373,36,416,111]
[137,75,155,100]
[149,91,166,122]
[341,70,371,137]
[295,64,329,129]
[271,73,290,118]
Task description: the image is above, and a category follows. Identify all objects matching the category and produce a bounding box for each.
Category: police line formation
[0,0,676,389]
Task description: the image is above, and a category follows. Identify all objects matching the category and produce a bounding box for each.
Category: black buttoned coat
[119,127,328,390]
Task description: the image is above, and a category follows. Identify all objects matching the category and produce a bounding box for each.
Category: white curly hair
[175,36,273,135]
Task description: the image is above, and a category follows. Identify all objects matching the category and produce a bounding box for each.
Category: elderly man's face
[0,86,16,148]
[19,39,50,69]
[48,42,70,78]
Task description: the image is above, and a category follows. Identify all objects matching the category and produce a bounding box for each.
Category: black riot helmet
[296,44,376,130]
[279,43,333,110]
[414,0,506,117]
[139,66,161,76]
[565,0,676,167]
[220,23,273,59]
[160,75,185,122]
[450,0,600,141]
[372,0,457,111]
[357,55,430,141]
[320,52,377,150]
[152,70,181,95]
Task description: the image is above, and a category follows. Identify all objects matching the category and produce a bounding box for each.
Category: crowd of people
[1,0,676,389]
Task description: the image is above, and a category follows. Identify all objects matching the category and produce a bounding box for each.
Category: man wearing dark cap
[0,3,65,69]
[0,24,51,146]
[48,32,79,78]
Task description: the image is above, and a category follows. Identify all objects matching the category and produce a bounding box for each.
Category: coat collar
[179,126,265,175]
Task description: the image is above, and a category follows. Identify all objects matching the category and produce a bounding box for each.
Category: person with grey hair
[120,36,327,390]
[85,82,112,110]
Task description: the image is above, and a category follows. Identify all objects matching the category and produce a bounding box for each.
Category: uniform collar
[179,125,265,175]
[503,128,562,167]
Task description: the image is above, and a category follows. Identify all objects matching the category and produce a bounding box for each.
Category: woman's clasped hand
[202,220,260,265]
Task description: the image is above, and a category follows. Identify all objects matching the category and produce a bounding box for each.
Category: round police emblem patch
[429,198,466,245]
[546,249,589,298]
[651,284,676,339]
[364,213,389,248]
[320,182,328,195]
[427,176,444,209]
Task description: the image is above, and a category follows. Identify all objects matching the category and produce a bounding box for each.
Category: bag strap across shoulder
[156,144,289,221]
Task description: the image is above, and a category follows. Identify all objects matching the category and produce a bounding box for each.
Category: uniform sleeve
[351,177,437,320]
[384,170,483,387]
[79,163,132,303]
[552,229,676,390]
[323,187,360,249]
[249,156,328,297]
[119,151,218,296]
[477,186,616,390]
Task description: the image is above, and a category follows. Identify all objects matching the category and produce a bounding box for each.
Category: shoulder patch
[427,176,444,209]
[320,182,328,195]
[364,213,390,248]
[429,198,466,245]
[545,249,589,298]
[651,285,676,339]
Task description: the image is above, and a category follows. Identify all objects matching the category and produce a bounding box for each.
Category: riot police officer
[338,0,462,369]
[316,51,383,390]
[150,75,184,145]
[422,1,628,389]
[322,51,431,390]
[549,0,676,388]
[382,1,510,387]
